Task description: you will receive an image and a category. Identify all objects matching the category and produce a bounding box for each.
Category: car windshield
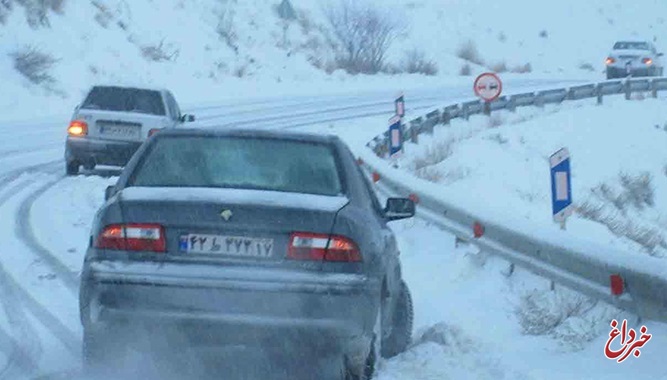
[80,86,166,116]
[129,136,343,196]
[613,41,650,50]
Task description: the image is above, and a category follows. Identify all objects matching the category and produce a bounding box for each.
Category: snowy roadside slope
[385,96,667,262]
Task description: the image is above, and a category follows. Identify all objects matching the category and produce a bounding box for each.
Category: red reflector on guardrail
[372,172,380,183]
[409,193,420,204]
[473,222,485,238]
[610,274,624,296]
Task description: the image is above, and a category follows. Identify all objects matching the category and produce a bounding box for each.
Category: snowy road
[4,78,663,380]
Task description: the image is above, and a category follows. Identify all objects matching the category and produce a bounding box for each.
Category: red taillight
[148,128,161,137]
[68,120,88,136]
[643,58,653,65]
[605,57,615,65]
[287,232,361,262]
[94,223,166,252]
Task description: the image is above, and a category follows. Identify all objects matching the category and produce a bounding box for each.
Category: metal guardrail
[363,77,667,321]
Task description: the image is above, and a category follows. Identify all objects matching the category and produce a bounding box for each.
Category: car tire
[606,71,615,80]
[82,328,107,375]
[66,161,79,176]
[342,336,377,380]
[380,280,413,359]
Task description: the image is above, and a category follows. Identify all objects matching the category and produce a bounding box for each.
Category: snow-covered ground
[2,0,666,119]
[377,95,667,263]
[1,0,667,378]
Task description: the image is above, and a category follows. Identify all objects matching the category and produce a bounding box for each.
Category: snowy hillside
[2,0,667,120]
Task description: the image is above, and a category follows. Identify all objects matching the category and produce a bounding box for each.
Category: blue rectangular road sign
[549,148,573,222]
[388,115,402,158]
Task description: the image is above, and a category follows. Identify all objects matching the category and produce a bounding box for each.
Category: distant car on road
[64,85,195,175]
[605,40,664,79]
[79,128,415,379]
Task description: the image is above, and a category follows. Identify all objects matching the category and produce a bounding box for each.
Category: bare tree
[324,0,403,74]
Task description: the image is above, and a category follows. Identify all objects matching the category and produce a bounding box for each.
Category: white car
[64,85,195,175]
[605,40,664,79]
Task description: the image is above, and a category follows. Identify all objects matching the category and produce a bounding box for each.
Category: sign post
[473,73,503,114]
[388,115,403,160]
[549,148,573,229]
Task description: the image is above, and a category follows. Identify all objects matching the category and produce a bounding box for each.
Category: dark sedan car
[79,128,415,379]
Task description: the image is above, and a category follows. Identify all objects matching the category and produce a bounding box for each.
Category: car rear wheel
[66,160,79,176]
[381,280,413,359]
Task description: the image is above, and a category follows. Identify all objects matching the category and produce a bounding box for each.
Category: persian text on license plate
[180,234,274,258]
[101,125,139,137]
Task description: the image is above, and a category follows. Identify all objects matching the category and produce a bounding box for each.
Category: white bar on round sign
[555,171,568,201]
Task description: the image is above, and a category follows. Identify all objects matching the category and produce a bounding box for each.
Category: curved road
[0,78,583,379]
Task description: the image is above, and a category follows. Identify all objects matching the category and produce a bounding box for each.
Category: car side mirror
[180,114,195,122]
[384,198,415,221]
[104,185,116,201]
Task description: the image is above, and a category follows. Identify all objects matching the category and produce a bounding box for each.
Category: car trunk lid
[117,186,350,270]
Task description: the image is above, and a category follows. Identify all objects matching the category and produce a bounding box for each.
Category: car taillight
[287,232,361,262]
[148,128,161,137]
[94,223,166,252]
[643,58,653,65]
[605,57,616,65]
[68,120,88,136]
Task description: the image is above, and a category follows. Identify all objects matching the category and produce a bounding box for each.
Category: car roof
[87,83,169,93]
[155,127,342,145]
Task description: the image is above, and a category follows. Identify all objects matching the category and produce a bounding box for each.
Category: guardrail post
[442,111,451,126]
[651,80,658,98]
[596,84,603,105]
[462,104,469,120]
[566,88,575,101]
[483,101,491,116]
[410,125,419,144]
[535,94,544,108]
[507,97,516,112]
[624,80,632,100]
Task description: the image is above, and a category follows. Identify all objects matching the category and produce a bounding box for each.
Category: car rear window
[81,86,166,116]
[129,136,344,196]
[613,42,650,50]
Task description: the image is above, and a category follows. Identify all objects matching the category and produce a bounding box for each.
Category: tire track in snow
[15,176,79,294]
[0,176,47,380]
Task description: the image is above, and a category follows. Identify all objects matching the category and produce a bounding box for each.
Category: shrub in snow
[324,0,404,74]
[91,0,113,28]
[487,114,504,128]
[578,172,666,255]
[511,62,532,73]
[539,29,548,38]
[578,62,595,72]
[459,63,472,76]
[412,140,454,172]
[516,288,596,336]
[456,40,484,66]
[401,48,438,76]
[10,46,58,85]
[216,1,238,52]
[415,322,476,354]
[490,61,507,73]
[140,40,179,62]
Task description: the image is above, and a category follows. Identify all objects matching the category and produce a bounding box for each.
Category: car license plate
[101,125,139,138]
[180,234,274,258]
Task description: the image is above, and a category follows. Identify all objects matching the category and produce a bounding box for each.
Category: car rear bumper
[606,66,654,77]
[80,257,381,351]
[65,136,142,166]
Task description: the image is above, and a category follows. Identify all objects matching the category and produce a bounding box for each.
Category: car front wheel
[66,161,79,176]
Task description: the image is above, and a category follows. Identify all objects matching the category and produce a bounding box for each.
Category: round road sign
[473,73,503,101]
